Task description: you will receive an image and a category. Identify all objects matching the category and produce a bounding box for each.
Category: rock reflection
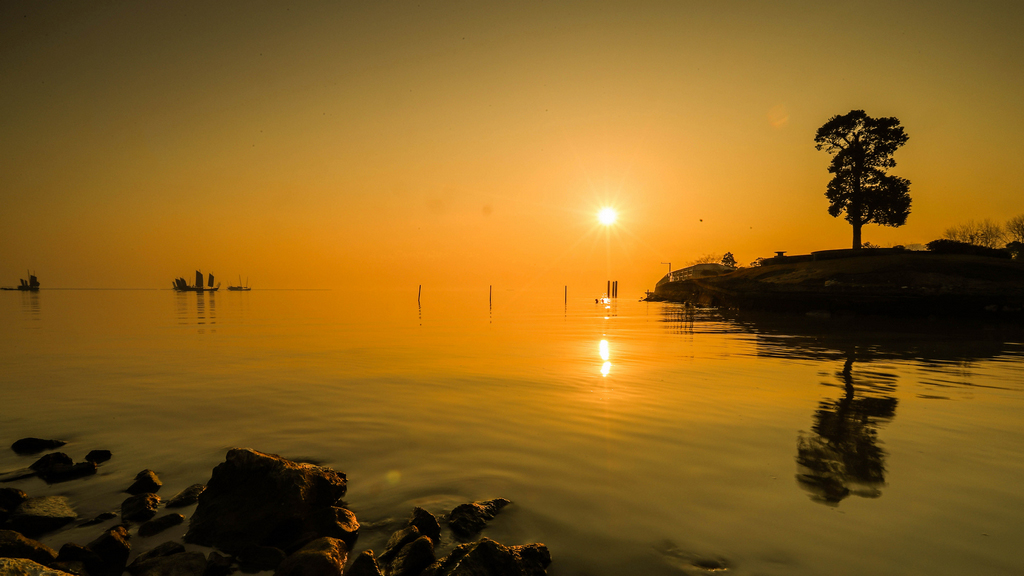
[796,351,897,505]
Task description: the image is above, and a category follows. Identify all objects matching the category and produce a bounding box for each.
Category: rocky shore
[0,438,550,576]
[649,253,1024,317]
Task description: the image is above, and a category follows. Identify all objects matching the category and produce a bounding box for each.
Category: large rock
[11,439,66,455]
[235,546,285,573]
[138,514,185,538]
[164,485,205,509]
[0,557,74,576]
[203,551,233,576]
[273,537,347,576]
[28,454,97,484]
[29,453,72,471]
[0,529,58,565]
[127,471,163,495]
[421,539,550,576]
[406,508,440,545]
[122,494,161,523]
[86,525,131,576]
[129,552,206,576]
[447,499,510,537]
[183,449,348,554]
[8,497,77,537]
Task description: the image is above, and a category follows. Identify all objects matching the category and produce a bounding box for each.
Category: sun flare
[598,207,618,226]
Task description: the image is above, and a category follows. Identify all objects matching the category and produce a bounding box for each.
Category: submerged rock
[85,450,112,464]
[0,557,74,576]
[421,538,550,576]
[447,499,510,537]
[38,463,97,484]
[165,485,205,509]
[183,448,348,554]
[0,468,36,483]
[0,529,58,565]
[11,438,66,455]
[8,496,78,537]
[274,537,347,576]
[127,470,163,495]
[29,453,72,472]
[79,512,118,527]
[122,493,161,524]
[139,514,185,538]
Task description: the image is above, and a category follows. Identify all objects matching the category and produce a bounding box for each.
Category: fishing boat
[172,270,220,292]
[1,271,40,291]
[227,276,251,291]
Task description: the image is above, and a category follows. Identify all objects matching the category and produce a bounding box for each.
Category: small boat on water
[227,276,251,291]
[172,270,220,292]
[1,271,40,292]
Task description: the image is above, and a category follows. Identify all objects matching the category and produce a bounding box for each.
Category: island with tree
[649,110,1024,317]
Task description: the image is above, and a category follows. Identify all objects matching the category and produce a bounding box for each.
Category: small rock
[85,450,112,463]
[127,470,163,495]
[38,462,98,484]
[447,499,511,537]
[0,487,28,510]
[122,493,161,523]
[421,538,550,576]
[127,541,185,574]
[165,484,205,508]
[0,529,58,565]
[86,525,131,576]
[380,526,421,562]
[236,546,286,573]
[346,551,383,576]
[79,511,118,527]
[407,507,441,545]
[0,557,74,575]
[131,551,206,576]
[386,535,434,576]
[311,506,359,549]
[139,513,185,538]
[9,496,78,537]
[274,537,347,576]
[29,453,73,471]
[203,551,234,576]
[56,543,104,576]
[11,438,66,455]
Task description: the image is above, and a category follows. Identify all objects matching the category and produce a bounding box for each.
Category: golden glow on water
[1,290,1023,576]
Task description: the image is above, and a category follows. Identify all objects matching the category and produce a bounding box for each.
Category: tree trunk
[852,221,862,249]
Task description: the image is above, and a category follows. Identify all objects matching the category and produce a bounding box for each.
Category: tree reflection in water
[796,352,897,505]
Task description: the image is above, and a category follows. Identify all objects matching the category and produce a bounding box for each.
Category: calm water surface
[1,289,1022,575]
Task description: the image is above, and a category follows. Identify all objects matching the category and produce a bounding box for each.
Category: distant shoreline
[649,253,1024,318]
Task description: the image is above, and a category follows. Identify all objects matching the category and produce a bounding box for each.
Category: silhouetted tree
[689,253,721,265]
[720,252,737,267]
[815,110,911,249]
[1005,214,1024,244]
[943,218,1006,248]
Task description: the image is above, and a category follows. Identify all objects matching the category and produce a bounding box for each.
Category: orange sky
[2,1,1023,292]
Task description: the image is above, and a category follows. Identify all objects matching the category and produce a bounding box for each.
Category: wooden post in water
[564,285,567,305]
[418,285,421,304]
[607,280,610,298]
[489,285,492,307]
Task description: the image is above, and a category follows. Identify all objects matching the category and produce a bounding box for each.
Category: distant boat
[1,271,40,292]
[172,270,220,292]
[227,275,251,291]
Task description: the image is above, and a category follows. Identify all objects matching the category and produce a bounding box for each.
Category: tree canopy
[814,110,911,249]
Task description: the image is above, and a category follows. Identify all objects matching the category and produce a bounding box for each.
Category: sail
[195,270,203,288]
[208,273,214,288]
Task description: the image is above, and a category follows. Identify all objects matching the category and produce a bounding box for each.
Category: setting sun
[598,208,618,226]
